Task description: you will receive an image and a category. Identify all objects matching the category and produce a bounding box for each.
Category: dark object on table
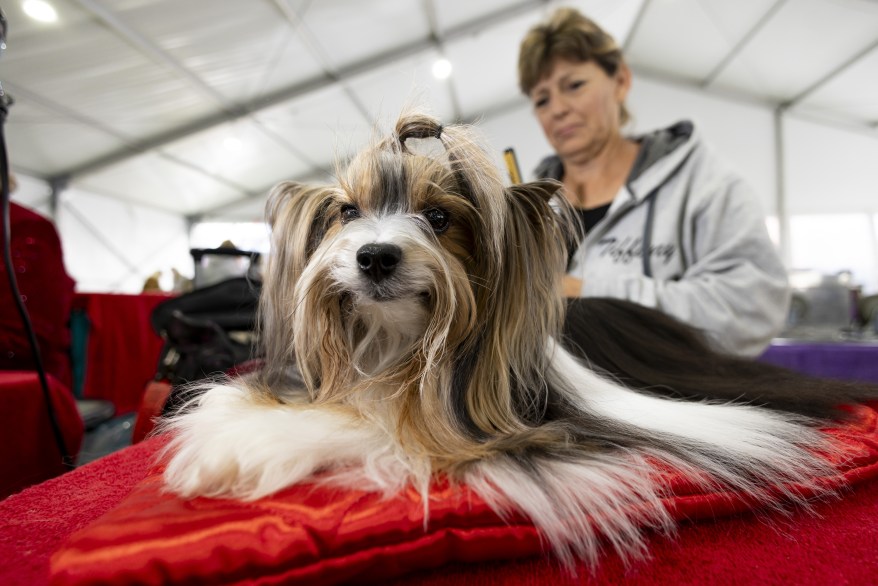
[150,277,262,417]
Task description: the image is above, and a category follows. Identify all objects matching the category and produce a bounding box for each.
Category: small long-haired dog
[162,111,875,568]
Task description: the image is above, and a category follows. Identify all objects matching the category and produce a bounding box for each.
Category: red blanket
[3,406,878,586]
[73,292,172,414]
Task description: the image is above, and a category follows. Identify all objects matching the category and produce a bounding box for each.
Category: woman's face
[530,59,630,164]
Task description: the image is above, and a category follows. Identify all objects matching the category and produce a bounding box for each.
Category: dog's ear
[259,181,338,386]
[265,181,305,230]
[452,177,572,438]
[507,178,579,266]
[265,181,337,261]
[506,178,563,202]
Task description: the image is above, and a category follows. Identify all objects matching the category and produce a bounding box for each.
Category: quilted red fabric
[49,403,878,586]
[0,203,76,389]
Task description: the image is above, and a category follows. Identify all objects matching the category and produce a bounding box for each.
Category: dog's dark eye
[423,208,450,233]
[340,204,360,224]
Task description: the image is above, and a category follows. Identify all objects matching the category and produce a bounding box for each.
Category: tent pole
[773,106,791,267]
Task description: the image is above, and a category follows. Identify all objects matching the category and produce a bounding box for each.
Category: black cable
[1,88,75,470]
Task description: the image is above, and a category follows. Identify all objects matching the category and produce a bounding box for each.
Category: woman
[518,7,789,357]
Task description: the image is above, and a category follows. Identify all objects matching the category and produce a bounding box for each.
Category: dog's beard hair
[161,111,852,571]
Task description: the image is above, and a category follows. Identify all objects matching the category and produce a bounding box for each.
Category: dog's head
[259,111,575,453]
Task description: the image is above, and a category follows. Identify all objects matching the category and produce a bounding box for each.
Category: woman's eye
[423,208,450,233]
[533,96,549,109]
[340,204,360,224]
[568,80,585,91]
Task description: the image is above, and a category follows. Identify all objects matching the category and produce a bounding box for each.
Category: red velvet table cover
[0,372,83,499]
[1,405,877,586]
[38,403,878,586]
[73,292,172,414]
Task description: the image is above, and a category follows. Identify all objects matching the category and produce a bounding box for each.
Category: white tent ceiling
[3,0,878,221]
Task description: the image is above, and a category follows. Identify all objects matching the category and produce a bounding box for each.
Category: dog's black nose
[356,243,402,283]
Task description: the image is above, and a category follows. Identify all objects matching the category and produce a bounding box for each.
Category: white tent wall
[783,116,878,293]
[12,178,192,293]
[784,116,878,215]
[55,188,192,293]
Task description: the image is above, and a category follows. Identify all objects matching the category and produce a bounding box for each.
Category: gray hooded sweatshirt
[535,120,790,357]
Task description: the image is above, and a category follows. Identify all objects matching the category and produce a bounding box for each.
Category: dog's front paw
[159,384,270,499]
[160,383,379,500]
[163,433,248,499]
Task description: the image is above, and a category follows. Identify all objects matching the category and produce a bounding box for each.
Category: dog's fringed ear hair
[456,177,573,435]
[265,181,336,262]
[506,178,564,203]
[260,181,337,382]
[507,178,581,265]
[500,176,570,365]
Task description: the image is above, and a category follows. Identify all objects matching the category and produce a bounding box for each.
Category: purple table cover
[761,340,878,384]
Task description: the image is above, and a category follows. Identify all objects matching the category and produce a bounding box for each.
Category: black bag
[151,277,261,387]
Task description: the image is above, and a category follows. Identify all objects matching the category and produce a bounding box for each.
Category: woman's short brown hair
[518,7,629,123]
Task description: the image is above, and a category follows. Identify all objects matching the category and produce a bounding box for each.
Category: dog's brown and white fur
[162,112,851,568]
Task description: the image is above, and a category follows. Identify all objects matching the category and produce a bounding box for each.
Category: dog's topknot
[396,113,442,144]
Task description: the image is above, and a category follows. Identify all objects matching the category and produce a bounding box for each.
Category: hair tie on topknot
[398,115,446,159]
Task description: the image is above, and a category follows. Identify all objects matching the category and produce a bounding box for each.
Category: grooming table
[3,419,878,586]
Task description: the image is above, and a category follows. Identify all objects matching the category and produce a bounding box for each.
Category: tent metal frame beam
[781,36,878,109]
[773,107,790,265]
[266,0,374,124]
[192,94,532,219]
[53,0,547,184]
[72,0,330,190]
[73,0,234,108]
[700,0,788,89]
[8,80,259,199]
[622,0,651,53]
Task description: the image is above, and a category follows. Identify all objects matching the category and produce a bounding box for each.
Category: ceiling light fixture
[22,0,58,23]
[222,136,243,153]
[432,58,452,80]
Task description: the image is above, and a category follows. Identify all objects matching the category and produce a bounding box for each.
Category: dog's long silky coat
[162,112,872,568]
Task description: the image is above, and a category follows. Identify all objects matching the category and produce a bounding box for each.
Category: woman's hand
[562,275,583,298]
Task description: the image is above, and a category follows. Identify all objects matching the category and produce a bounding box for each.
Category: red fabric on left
[74,292,172,414]
[0,203,75,389]
[0,371,83,499]
[47,404,878,586]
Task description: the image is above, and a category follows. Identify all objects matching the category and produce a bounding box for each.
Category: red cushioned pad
[50,403,878,586]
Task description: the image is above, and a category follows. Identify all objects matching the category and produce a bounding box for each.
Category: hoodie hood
[534,120,697,203]
[626,121,695,201]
